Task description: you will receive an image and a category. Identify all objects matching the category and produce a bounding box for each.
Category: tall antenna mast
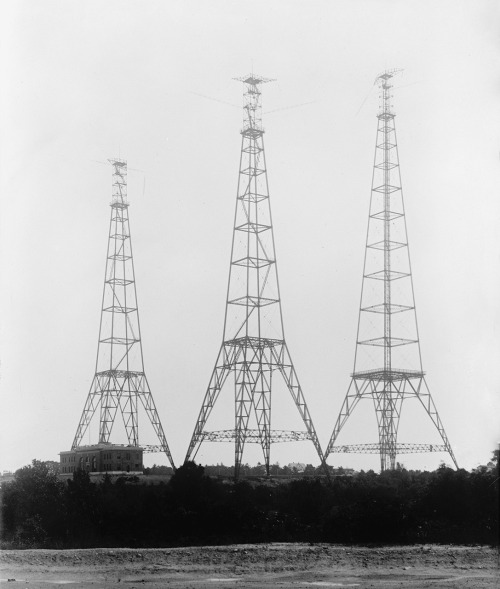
[185,75,326,479]
[325,71,458,471]
[71,159,175,468]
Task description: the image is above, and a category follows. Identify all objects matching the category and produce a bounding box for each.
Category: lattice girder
[71,160,174,468]
[201,429,312,443]
[186,77,326,478]
[329,443,449,455]
[326,71,457,470]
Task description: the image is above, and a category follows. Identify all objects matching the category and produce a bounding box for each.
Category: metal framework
[330,443,448,455]
[325,70,458,471]
[72,159,175,468]
[185,74,326,478]
[201,429,312,443]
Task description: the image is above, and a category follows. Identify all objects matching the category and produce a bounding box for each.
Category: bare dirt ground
[0,544,498,588]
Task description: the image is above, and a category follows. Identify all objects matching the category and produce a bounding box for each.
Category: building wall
[60,445,143,474]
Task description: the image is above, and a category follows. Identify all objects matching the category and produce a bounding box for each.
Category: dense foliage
[1,458,497,548]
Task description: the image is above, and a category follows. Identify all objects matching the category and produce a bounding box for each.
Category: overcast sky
[1,0,499,473]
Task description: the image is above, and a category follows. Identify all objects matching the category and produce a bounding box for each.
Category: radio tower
[325,71,458,471]
[185,74,326,479]
[71,159,175,468]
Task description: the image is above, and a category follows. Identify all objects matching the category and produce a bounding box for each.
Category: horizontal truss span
[108,254,132,261]
[370,210,404,221]
[329,443,447,455]
[238,192,269,203]
[235,222,271,233]
[142,445,168,453]
[374,161,398,170]
[224,336,284,349]
[95,369,145,379]
[232,256,275,269]
[367,240,407,251]
[228,295,278,307]
[103,305,137,314]
[240,165,265,176]
[365,270,410,281]
[242,144,263,155]
[99,336,140,345]
[105,278,134,286]
[351,368,425,380]
[361,304,414,314]
[201,429,312,443]
[372,183,401,194]
[241,128,264,139]
[357,337,417,347]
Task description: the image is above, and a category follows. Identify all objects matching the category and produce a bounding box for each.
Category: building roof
[60,443,143,455]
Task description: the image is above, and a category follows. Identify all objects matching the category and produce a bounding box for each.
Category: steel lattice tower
[72,159,175,468]
[325,71,458,471]
[185,74,326,479]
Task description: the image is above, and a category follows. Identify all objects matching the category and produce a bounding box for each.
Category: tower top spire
[374,69,403,118]
[374,68,403,88]
[234,73,276,86]
[108,157,127,167]
[108,158,128,207]
[235,73,275,136]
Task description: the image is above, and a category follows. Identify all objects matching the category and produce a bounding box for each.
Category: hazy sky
[1,0,499,473]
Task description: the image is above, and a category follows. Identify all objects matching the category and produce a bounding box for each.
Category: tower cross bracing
[72,159,175,468]
[325,70,458,471]
[185,74,326,479]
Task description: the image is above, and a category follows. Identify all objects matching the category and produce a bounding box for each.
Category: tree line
[1,455,497,549]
